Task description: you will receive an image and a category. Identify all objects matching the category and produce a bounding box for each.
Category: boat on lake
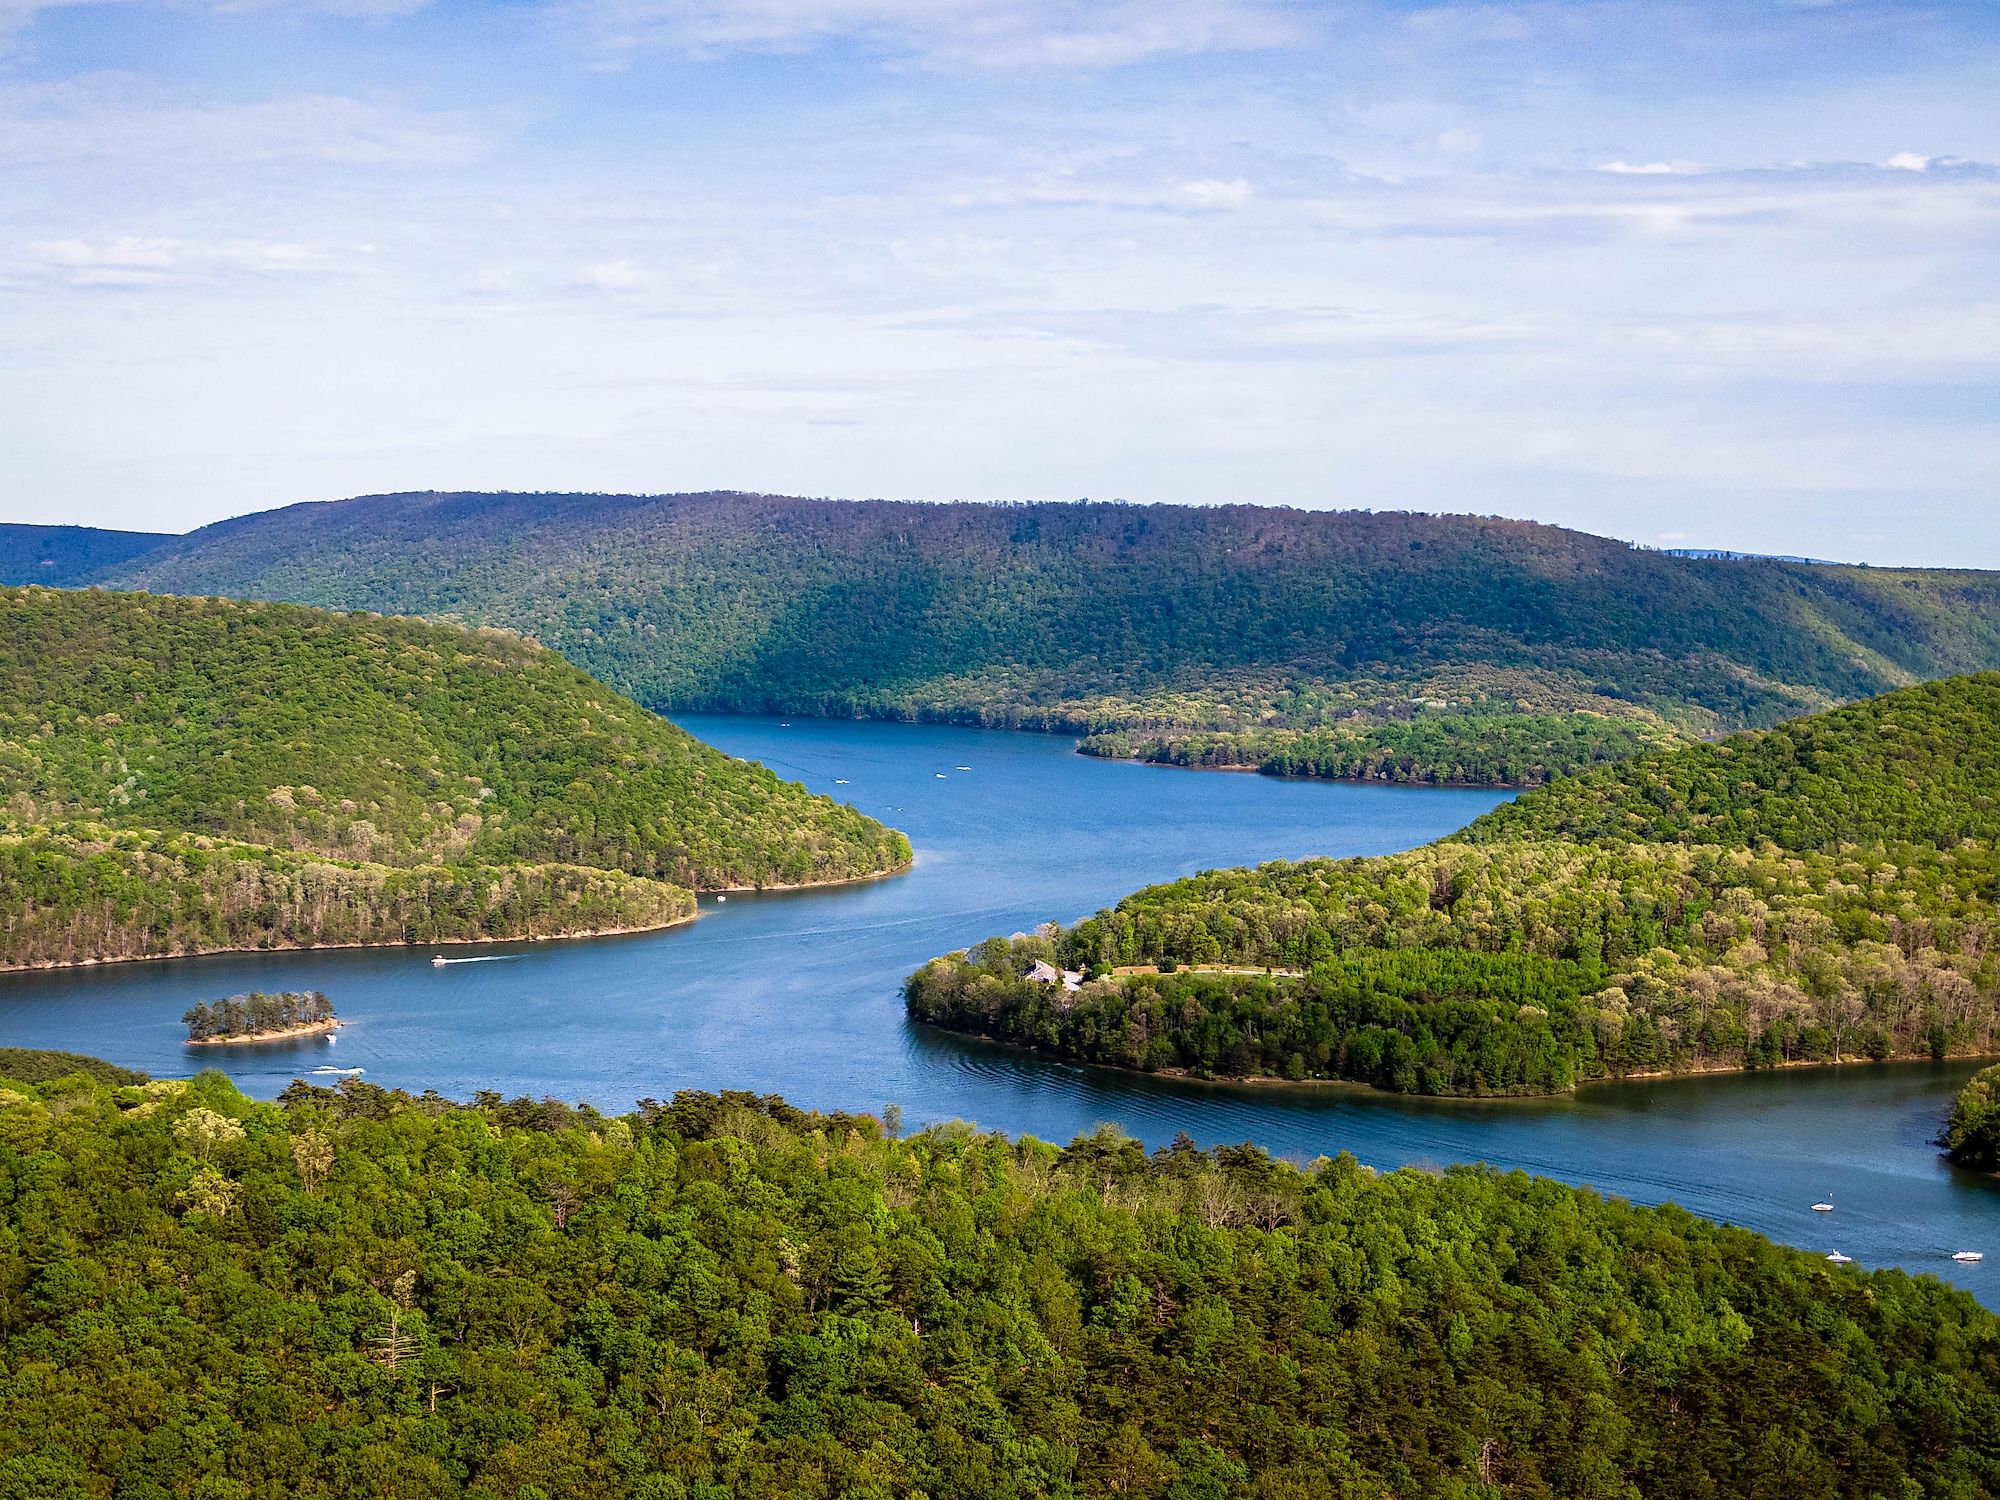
[311,1066,363,1076]
[1826,1252,1854,1264]
[1954,1251,1984,1263]
[1812,1201,1834,1212]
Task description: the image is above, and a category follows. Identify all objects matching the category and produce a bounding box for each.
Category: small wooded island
[910,673,2000,1097]
[184,990,339,1046]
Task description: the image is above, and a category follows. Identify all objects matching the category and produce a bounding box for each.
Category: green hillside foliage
[94,491,2000,781]
[0,525,168,587]
[909,676,2000,1094]
[0,1069,1994,1498]
[1470,673,2000,849]
[1081,710,1677,788]
[1943,1064,2000,1171]
[0,587,907,967]
[0,1048,144,1087]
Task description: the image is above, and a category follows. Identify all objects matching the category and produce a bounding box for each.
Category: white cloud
[556,0,1308,69]
[12,234,325,286]
[585,259,643,289]
[0,77,486,169]
[1886,151,1931,172]
[1599,161,1688,175]
[1175,177,1253,208]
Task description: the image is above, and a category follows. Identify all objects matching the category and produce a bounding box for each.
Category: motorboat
[1953,1251,1984,1264]
[1812,1201,1834,1212]
[431,954,447,967]
[1825,1252,1853,1264]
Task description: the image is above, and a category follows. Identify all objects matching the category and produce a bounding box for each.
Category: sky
[0,1,1995,565]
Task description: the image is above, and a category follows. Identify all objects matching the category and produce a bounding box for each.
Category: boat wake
[430,955,515,966]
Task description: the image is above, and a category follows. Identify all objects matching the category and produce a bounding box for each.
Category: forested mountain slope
[0,587,908,967]
[0,523,169,586]
[87,490,2000,786]
[0,1066,1993,1498]
[909,675,2000,1095]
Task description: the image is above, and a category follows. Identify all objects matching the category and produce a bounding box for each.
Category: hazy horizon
[3,0,1995,566]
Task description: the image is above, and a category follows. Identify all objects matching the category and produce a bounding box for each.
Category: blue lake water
[3,714,1996,1303]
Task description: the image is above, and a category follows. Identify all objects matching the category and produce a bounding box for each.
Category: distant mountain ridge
[0,523,171,586]
[19,489,2000,783]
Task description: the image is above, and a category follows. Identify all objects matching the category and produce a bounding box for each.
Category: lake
[3,713,1996,1302]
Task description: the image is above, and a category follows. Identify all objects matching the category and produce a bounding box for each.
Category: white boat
[431,954,446,967]
[955,766,971,771]
[834,779,849,784]
[1826,1252,1853,1264]
[1812,1201,1834,1212]
[311,1066,363,1076]
[935,772,947,779]
[1953,1251,1984,1263]
[716,894,727,903]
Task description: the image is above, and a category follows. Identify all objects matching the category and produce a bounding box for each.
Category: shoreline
[187,1018,343,1047]
[917,1022,2000,1102]
[0,912,700,975]
[709,857,914,895]
[678,706,1546,792]
[1087,748,1535,791]
[0,856,914,975]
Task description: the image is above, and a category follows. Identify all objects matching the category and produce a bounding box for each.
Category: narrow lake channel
[4,714,1995,1302]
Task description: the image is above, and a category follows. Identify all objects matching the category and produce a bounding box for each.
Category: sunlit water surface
[3,715,1995,1302]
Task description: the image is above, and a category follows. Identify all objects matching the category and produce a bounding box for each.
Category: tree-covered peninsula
[908,673,2000,1096]
[0,1061,1995,1497]
[0,587,909,969]
[75,490,2000,786]
[1943,1065,2000,1172]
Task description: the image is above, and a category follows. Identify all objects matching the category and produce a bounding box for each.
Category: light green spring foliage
[910,675,2000,1094]
[0,587,908,966]
[0,1066,1996,1498]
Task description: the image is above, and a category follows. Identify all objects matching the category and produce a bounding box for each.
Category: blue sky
[1,1,1995,564]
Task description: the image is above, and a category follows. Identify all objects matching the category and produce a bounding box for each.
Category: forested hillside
[80,490,2000,786]
[909,675,2000,1095]
[0,1064,1994,1498]
[0,587,908,968]
[0,524,168,586]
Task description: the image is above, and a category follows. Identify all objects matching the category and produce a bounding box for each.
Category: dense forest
[47,490,2000,784]
[1944,1065,2000,1172]
[0,587,908,968]
[0,1058,1995,1497]
[908,675,2000,1095]
[0,524,168,588]
[1079,710,1676,788]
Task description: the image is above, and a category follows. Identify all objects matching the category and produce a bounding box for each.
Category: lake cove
[2,714,1997,1302]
